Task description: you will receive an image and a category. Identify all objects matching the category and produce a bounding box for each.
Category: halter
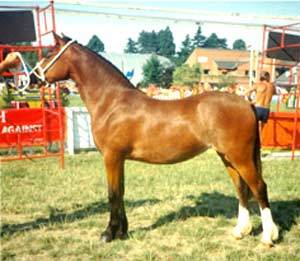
[33,39,76,83]
[10,40,75,91]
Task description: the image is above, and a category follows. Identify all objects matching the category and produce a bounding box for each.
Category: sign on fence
[0,108,65,147]
[65,107,95,155]
[262,112,300,149]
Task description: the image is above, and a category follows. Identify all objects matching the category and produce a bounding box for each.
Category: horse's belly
[129,139,208,164]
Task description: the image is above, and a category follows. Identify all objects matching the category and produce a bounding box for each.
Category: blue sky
[1,1,299,52]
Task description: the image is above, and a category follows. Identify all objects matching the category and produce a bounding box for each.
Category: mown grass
[68,94,84,107]
[1,150,300,260]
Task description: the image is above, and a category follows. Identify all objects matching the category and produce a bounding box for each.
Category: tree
[176,34,194,66]
[216,74,237,89]
[0,84,13,108]
[204,33,227,49]
[157,27,176,58]
[124,38,139,53]
[86,35,105,52]
[172,64,201,87]
[138,30,158,54]
[160,66,174,89]
[192,26,206,48]
[140,55,164,87]
[136,27,176,57]
[233,39,246,50]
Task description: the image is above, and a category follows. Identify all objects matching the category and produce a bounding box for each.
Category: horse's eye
[44,48,55,59]
[45,52,52,59]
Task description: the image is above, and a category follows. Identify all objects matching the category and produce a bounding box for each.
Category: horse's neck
[70,46,133,118]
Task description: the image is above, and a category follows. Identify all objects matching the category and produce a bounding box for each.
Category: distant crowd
[144,82,248,100]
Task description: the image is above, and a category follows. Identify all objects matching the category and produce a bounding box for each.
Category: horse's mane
[62,36,136,89]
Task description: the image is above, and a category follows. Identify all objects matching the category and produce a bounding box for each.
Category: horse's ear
[52,32,65,46]
[61,33,73,42]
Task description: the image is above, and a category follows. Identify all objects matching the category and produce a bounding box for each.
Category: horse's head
[36,33,75,83]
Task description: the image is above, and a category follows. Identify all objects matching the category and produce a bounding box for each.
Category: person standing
[0,52,21,74]
[247,71,275,140]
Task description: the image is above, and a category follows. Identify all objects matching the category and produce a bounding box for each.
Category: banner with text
[0,108,65,147]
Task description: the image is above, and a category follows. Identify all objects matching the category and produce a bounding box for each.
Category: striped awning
[215,60,247,70]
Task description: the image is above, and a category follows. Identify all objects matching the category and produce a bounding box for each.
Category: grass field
[1,151,300,260]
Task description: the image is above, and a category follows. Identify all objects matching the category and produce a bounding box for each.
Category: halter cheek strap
[33,39,76,83]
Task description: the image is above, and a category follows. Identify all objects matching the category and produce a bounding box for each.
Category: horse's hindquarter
[197,93,257,156]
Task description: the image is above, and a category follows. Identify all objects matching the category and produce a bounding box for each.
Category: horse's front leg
[101,151,128,243]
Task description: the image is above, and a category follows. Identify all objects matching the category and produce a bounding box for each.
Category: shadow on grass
[1,198,160,238]
[132,192,300,239]
[2,192,299,241]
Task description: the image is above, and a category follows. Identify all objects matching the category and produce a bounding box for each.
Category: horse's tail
[251,104,262,177]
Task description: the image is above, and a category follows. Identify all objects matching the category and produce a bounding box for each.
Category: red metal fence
[262,112,300,149]
[0,1,65,167]
[260,23,300,159]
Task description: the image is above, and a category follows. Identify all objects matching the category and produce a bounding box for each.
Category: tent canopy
[215,59,246,70]
[267,31,300,62]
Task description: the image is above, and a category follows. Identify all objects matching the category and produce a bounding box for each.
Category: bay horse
[33,33,278,247]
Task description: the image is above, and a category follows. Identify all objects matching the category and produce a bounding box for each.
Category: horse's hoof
[259,223,278,247]
[258,241,274,249]
[100,232,112,243]
[100,230,128,243]
[232,224,252,240]
[232,230,243,240]
[119,232,129,240]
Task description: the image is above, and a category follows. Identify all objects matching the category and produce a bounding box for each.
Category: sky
[1,1,300,52]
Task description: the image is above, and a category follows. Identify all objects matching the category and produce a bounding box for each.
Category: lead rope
[13,52,31,91]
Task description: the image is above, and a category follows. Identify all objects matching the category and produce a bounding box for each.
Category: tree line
[86,26,247,88]
[87,26,246,66]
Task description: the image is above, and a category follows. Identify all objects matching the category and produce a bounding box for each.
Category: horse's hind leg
[233,158,278,246]
[218,153,253,239]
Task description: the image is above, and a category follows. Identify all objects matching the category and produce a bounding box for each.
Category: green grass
[270,102,296,113]
[68,95,84,107]
[1,151,300,260]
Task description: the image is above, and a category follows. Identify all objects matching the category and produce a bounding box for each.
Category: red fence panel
[0,108,65,147]
[262,112,300,149]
